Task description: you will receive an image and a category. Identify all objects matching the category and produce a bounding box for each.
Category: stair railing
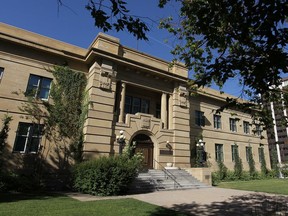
[153,159,182,189]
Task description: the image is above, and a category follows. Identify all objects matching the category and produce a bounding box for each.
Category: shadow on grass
[169,193,288,216]
[149,206,189,216]
[2,192,288,216]
[0,192,64,203]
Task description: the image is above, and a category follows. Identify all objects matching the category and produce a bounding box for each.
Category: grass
[0,192,187,216]
[217,178,288,195]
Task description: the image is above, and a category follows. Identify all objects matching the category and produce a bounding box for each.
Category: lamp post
[116,130,126,154]
[196,139,206,167]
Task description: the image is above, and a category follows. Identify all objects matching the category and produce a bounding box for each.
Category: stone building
[0,22,270,177]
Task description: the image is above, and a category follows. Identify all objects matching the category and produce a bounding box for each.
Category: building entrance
[132,134,154,169]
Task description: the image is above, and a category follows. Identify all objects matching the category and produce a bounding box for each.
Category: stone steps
[128,168,210,194]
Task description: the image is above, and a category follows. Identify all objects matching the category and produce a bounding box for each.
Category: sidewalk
[68,187,288,215]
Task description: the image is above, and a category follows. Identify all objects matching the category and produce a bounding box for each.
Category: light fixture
[196,139,206,167]
[166,141,172,150]
[116,130,126,154]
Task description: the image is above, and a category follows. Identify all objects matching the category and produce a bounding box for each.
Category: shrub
[239,171,251,181]
[211,172,220,186]
[247,146,256,176]
[225,170,239,181]
[233,144,243,179]
[281,164,288,177]
[72,154,142,196]
[217,160,228,180]
[0,172,45,192]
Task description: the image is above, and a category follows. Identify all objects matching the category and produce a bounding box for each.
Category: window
[125,95,132,114]
[13,123,43,153]
[141,99,150,113]
[124,96,150,115]
[213,115,221,129]
[132,97,141,114]
[254,124,262,136]
[243,121,250,134]
[231,145,237,162]
[258,147,264,163]
[0,67,4,82]
[195,110,205,126]
[215,144,224,162]
[229,118,237,132]
[156,103,161,118]
[246,146,252,162]
[26,74,52,100]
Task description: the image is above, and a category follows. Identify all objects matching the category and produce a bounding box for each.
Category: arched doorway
[131,134,154,169]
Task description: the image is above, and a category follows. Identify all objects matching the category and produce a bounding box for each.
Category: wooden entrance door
[135,142,153,169]
[132,134,154,169]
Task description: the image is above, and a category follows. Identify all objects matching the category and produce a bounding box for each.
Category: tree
[0,114,12,167]
[259,146,268,176]
[233,144,243,179]
[19,65,88,163]
[58,0,149,40]
[247,146,256,177]
[69,1,287,95]
[159,1,288,125]
[159,1,288,91]
[58,0,288,127]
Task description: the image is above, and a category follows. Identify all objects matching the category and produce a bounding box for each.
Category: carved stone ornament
[141,117,151,129]
[179,85,188,107]
[99,66,116,90]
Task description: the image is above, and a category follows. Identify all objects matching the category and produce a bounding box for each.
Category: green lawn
[217,179,288,195]
[0,193,187,216]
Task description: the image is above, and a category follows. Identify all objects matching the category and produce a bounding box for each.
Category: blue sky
[0,0,243,96]
[0,0,175,59]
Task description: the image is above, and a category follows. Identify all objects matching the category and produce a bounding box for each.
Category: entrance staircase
[128,168,210,194]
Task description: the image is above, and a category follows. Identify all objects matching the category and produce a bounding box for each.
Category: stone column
[161,92,167,129]
[168,94,173,129]
[118,82,126,123]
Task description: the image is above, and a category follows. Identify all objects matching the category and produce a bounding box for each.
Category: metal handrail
[153,159,182,189]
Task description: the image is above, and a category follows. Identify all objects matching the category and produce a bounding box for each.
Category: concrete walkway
[67,187,288,215]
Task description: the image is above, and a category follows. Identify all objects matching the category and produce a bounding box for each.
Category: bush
[281,164,288,177]
[233,144,243,179]
[217,160,228,180]
[72,154,142,196]
[211,172,220,186]
[0,172,45,192]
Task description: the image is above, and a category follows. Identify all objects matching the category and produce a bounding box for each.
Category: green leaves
[19,65,88,163]
[160,0,288,95]
[72,154,142,196]
[159,0,288,128]
[86,0,149,40]
[47,66,88,162]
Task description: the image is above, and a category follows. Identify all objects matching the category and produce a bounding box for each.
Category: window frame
[195,110,205,127]
[258,147,264,163]
[124,95,150,115]
[140,99,150,114]
[0,67,4,83]
[231,145,236,162]
[246,146,252,162]
[156,103,161,118]
[215,144,224,162]
[25,74,52,100]
[13,122,43,154]
[243,121,250,134]
[131,97,141,114]
[255,124,262,136]
[124,95,132,114]
[213,114,221,129]
[229,118,237,132]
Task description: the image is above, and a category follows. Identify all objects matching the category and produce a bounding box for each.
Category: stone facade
[0,22,270,173]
